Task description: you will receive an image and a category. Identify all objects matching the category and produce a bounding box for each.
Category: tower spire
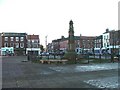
[68,20,75,52]
[69,20,74,31]
[66,20,76,63]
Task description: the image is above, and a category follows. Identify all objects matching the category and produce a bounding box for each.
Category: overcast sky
[0,0,119,47]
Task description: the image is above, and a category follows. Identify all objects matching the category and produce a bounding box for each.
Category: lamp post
[99,48,102,63]
[27,35,32,61]
[105,39,108,60]
[83,44,84,54]
[111,31,115,62]
[45,35,48,52]
[30,35,33,60]
[92,41,95,58]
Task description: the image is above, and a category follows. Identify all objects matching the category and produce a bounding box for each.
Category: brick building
[94,35,103,54]
[109,30,120,55]
[78,35,96,54]
[48,35,95,54]
[51,39,61,53]
[47,37,66,54]
[26,34,41,55]
[1,32,27,56]
[59,38,68,52]
[100,29,120,55]
[47,43,52,53]
[48,36,68,54]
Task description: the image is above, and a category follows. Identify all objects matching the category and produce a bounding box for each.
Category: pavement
[2,56,119,89]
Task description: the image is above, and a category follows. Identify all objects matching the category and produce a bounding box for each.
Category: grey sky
[0,0,119,47]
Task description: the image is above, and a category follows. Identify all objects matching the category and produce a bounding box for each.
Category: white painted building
[102,30,111,54]
[102,29,120,55]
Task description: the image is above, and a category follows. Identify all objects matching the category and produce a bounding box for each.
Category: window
[20,37,24,41]
[104,36,106,40]
[20,43,24,48]
[15,43,19,48]
[107,35,109,39]
[4,43,8,47]
[34,40,38,43]
[16,37,19,41]
[10,43,14,47]
[95,40,96,43]
[10,37,14,41]
[99,39,101,42]
[77,49,79,52]
[5,37,8,41]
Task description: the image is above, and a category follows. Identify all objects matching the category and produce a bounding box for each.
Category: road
[2,56,119,89]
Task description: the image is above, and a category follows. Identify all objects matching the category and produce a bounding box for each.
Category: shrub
[64,52,77,63]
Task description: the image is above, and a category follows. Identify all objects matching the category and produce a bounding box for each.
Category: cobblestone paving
[84,76,118,88]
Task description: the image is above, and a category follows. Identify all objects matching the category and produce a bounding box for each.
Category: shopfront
[1,47,14,56]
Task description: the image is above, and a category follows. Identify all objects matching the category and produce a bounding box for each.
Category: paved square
[2,56,119,89]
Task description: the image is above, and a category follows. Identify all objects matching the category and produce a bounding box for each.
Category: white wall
[102,32,110,49]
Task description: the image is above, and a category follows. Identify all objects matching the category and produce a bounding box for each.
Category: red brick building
[26,34,40,55]
[94,35,103,54]
[1,32,27,55]
[51,39,61,53]
[109,30,120,55]
[59,39,68,51]
[77,35,96,54]
[48,35,96,54]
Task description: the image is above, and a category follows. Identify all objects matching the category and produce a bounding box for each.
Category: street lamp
[30,35,33,60]
[105,39,108,60]
[27,35,32,61]
[111,31,115,62]
[45,35,48,52]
